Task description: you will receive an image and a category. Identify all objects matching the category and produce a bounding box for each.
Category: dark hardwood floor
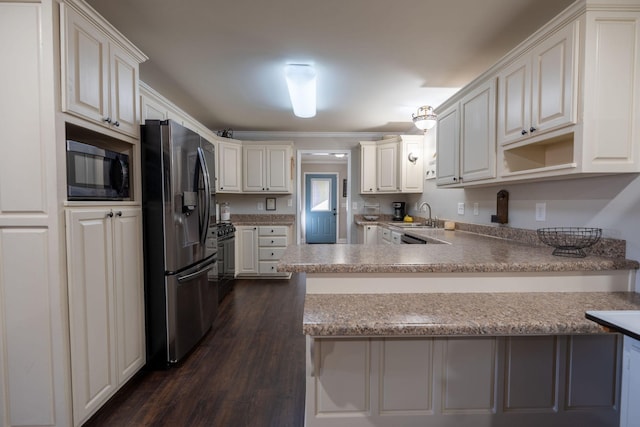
[85,273,307,427]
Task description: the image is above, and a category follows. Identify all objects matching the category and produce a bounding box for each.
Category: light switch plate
[353,202,358,211]
[457,202,465,215]
[473,203,479,216]
[257,202,264,211]
[287,198,293,207]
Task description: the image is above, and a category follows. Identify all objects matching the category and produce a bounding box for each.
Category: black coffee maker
[392,202,406,221]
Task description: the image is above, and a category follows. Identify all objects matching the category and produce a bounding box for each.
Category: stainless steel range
[217,222,235,302]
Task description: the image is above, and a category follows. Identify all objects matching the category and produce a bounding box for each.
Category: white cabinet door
[531,22,576,134]
[140,93,168,121]
[61,3,144,138]
[109,44,139,136]
[62,4,110,126]
[498,22,576,146]
[66,209,117,425]
[112,208,145,385]
[460,79,497,182]
[399,135,424,193]
[376,141,398,192]
[218,141,242,192]
[497,57,530,146]
[360,142,377,193]
[436,103,460,186]
[265,146,291,192]
[243,146,266,192]
[236,226,258,275]
[621,336,640,427]
[66,207,145,425]
[362,225,377,244]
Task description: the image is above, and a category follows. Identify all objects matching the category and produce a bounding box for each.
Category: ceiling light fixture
[412,105,437,131]
[284,64,316,118]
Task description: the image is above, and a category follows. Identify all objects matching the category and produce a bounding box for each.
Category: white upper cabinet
[460,78,497,183]
[435,104,461,186]
[242,144,292,193]
[360,136,423,193]
[61,1,147,138]
[498,22,577,146]
[437,3,640,187]
[376,140,399,192]
[216,139,242,193]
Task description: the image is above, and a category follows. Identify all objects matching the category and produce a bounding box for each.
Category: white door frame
[296,149,352,244]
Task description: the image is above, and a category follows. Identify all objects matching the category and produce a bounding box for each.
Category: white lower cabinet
[307,335,621,427]
[358,224,377,244]
[621,335,640,427]
[237,225,290,277]
[66,207,145,426]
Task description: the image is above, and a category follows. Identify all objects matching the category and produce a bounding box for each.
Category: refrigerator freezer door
[166,256,218,363]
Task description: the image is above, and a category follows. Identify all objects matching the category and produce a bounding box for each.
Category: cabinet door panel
[113,209,145,384]
[460,79,496,182]
[236,227,258,274]
[110,44,139,136]
[498,59,530,145]
[266,147,289,191]
[243,147,265,192]
[360,143,377,193]
[435,104,460,185]
[218,142,242,192]
[531,22,576,133]
[62,5,109,123]
[376,142,398,192]
[66,209,117,424]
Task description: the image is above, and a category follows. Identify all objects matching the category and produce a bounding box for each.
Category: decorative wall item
[266,197,276,211]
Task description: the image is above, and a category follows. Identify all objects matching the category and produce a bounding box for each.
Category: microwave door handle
[196,147,211,245]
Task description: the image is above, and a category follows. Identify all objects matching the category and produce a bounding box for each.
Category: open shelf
[502,133,575,176]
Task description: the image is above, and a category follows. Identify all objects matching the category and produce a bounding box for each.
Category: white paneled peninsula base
[278,233,640,427]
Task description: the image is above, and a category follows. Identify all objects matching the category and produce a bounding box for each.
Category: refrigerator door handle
[177,260,217,284]
[196,147,211,245]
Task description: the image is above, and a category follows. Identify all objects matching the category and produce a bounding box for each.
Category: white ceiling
[86,0,574,134]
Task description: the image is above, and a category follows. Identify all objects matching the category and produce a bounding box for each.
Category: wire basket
[537,227,602,258]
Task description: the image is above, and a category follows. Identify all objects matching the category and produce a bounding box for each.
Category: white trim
[236,130,386,139]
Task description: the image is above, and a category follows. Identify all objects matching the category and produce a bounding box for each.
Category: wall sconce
[284,64,316,118]
[412,105,437,131]
[407,153,419,164]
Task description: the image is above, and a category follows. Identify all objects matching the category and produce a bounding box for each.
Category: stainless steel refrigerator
[141,120,217,368]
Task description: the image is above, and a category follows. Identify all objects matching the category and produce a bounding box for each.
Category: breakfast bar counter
[278,229,640,427]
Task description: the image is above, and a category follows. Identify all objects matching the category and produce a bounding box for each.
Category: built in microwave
[66,140,130,200]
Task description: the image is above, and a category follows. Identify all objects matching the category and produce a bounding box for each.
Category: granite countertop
[230,214,295,226]
[304,292,640,336]
[278,230,639,274]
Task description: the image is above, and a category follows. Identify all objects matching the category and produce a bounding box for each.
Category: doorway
[297,150,351,244]
[304,174,337,243]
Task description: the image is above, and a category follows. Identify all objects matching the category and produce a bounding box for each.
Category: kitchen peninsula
[278,229,640,427]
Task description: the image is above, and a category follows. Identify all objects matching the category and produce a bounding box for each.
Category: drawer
[259,236,287,247]
[259,261,280,274]
[259,226,288,236]
[259,247,286,260]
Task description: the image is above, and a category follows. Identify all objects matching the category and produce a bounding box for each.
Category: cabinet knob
[271,240,274,244]
[453,177,457,182]
[521,129,528,135]
[114,121,120,127]
[530,126,537,133]
[104,117,112,124]
[266,188,269,190]
[116,211,123,217]
[106,211,114,218]
[271,252,274,256]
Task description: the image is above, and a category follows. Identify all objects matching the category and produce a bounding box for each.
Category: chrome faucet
[417,202,434,227]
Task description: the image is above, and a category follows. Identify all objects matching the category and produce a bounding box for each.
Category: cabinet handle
[453,177,457,182]
[521,129,528,135]
[104,117,112,124]
[106,211,114,218]
[114,121,120,127]
[271,252,274,256]
[530,126,537,133]
[271,240,274,243]
[116,211,123,217]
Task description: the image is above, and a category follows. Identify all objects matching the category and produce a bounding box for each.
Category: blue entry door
[305,174,337,244]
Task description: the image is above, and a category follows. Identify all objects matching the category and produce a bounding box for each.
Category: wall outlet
[257,202,264,211]
[353,202,358,211]
[473,203,479,216]
[457,202,465,215]
[536,203,546,221]
[287,198,293,207]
